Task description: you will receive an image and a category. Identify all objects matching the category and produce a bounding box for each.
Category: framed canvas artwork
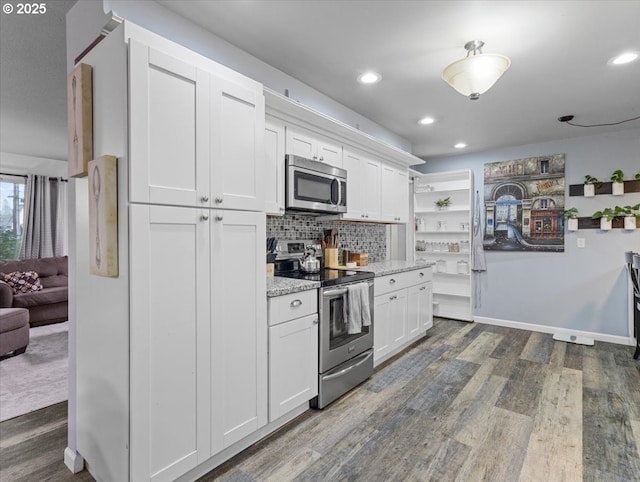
[67,63,93,178]
[89,155,118,277]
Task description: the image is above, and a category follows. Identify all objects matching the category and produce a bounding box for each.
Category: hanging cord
[560,115,640,127]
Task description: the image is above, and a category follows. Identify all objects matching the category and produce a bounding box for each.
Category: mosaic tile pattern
[266,214,387,262]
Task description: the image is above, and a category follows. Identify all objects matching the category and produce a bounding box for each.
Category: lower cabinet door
[210,209,267,453]
[269,313,319,421]
[389,289,408,351]
[130,204,211,482]
[373,295,392,364]
[408,282,432,340]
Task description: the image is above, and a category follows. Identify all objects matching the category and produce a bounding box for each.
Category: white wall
[0,151,67,177]
[414,128,640,341]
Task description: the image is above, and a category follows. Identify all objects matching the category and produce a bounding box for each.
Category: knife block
[324,248,338,268]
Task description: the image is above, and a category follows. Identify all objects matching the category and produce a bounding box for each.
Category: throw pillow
[1,271,44,294]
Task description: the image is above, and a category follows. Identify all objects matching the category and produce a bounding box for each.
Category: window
[540,159,549,174]
[539,198,548,209]
[0,176,26,259]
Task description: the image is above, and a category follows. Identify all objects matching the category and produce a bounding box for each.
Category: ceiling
[1,1,638,163]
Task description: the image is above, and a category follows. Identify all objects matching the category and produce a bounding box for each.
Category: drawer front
[374,272,411,297]
[406,267,432,285]
[268,289,318,326]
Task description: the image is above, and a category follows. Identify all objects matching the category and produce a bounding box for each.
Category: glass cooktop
[276,268,374,287]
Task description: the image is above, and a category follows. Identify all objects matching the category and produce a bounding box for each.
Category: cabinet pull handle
[419,272,424,277]
[313,317,319,324]
[290,299,302,308]
[215,215,223,222]
[420,286,426,291]
[319,156,324,161]
[389,278,396,284]
[215,197,223,204]
[313,155,318,160]
[390,295,397,300]
[201,195,209,202]
[200,214,209,221]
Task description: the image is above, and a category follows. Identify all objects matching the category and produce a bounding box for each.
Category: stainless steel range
[274,239,375,409]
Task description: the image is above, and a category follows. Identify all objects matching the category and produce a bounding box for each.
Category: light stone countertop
[266,276,320,297]
[362,259,435,277]
[266,260,434,297]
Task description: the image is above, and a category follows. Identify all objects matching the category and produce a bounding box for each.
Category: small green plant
[435,197,451,208]
[592,207,617,222]
[584,175,603,188]
[616,204,640,219]
[563,207,579,219]
[635,173,640,180]
[610,169,625,183]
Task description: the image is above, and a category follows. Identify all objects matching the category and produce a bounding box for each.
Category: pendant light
[442,40,511,100]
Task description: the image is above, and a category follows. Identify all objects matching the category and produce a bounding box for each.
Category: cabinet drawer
[374,272,411,297]
[405,267,432,285]
[268,289,318,326]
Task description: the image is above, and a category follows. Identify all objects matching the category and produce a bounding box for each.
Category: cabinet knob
[420,286,426,291]
[290,299,302,308]
[389,278,396,284]
[419,272,424,277]
[319,156,324,161]
[215,215,223,222]
[201,195,209,203]
[313,155,318,160]
[215,196,223,204]
[390,295,397,301]
[200,214,209,221]
[313,317,319,324]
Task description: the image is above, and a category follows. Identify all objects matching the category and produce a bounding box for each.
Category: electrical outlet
[577,238,585,248]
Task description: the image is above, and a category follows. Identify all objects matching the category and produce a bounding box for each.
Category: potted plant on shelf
[583,175,603,197]
[592,207,616,230]
[435,197,451,210]
[610,169,625,195]
[563,207,579,231]
[616,204,640,230]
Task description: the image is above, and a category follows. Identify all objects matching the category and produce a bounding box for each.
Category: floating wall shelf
[569,179,640,196]
[576,216,640,230]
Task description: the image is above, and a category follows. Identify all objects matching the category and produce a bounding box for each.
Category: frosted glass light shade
[442,53,511,98]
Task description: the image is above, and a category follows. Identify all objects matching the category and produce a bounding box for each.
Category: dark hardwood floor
[2,319,639,481]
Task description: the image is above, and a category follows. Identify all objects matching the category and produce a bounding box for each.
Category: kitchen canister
[436,259,447,273]
[457,260,469,274]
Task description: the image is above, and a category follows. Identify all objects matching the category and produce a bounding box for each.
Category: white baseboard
[64,447,84,474]
[474,316,635,347]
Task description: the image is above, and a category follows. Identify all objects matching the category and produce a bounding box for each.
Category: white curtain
[18,175,67,259]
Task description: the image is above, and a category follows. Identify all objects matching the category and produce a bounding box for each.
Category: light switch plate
[577,238,585,248]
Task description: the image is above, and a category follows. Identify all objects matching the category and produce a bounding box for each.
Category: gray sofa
[0,256,68,327]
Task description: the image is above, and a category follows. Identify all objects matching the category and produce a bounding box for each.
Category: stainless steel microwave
[285,155,347,214]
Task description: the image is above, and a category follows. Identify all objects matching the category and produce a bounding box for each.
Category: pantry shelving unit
[412,169,474,321]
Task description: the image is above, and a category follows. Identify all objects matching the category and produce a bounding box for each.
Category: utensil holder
[324,248,338,268]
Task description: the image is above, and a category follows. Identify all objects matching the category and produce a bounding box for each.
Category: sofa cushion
[0,257,68,288]
[1,271,44,294]
[0,308,30,331]
[13,286,67,308]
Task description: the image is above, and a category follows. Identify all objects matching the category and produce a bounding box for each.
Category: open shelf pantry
[413,169,474,321]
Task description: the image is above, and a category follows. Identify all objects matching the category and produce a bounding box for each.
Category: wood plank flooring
[1,319,638,481]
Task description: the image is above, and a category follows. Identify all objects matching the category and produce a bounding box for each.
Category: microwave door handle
[337,179,342,207]
[330,178,339,206]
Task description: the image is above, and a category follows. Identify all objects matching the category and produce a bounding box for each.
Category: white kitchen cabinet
[285,126,343,168]
[130,204,212,482]
[413,169,474,321]
[407,282,433,341]
[342,149,381,221]
[267,290,318,421]
[374,268,433,367]
[130,206,266,480]
[129,40,265,212]
[381,164,409,223]
[264,116,285,215]
[210,209,267,452]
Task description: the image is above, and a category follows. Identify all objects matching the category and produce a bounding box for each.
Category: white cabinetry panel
[211,210,267,452]
[130,204,211,482]
[285,126,343,168]
[342,149,381,221]
[381,164,409,223]
[264,116,285,215]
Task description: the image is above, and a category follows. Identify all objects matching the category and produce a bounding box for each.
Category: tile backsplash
[266,214,387,262]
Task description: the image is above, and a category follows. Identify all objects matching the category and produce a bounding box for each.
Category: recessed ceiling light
[419,116,435,125]
[357,72,382,84]
[609,52,638,65]
[454,142,467,149]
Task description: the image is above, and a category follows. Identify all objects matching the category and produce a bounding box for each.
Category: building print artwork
[67,63,93,178]
[89,156,118,276]
[483,154,565,252]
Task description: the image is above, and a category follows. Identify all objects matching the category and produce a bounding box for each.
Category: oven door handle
[323,288,348,297]
[322,350,373,381]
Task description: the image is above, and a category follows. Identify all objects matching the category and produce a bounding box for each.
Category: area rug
[0,321,68,422]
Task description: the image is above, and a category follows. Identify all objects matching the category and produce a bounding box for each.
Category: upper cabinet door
[342,150,364,220]
[211,77,265,212]
[129,40,210,208]
[381,164,409,223]
[264,116,285,216]
[285,126,343,168]
[362,158,381,220]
